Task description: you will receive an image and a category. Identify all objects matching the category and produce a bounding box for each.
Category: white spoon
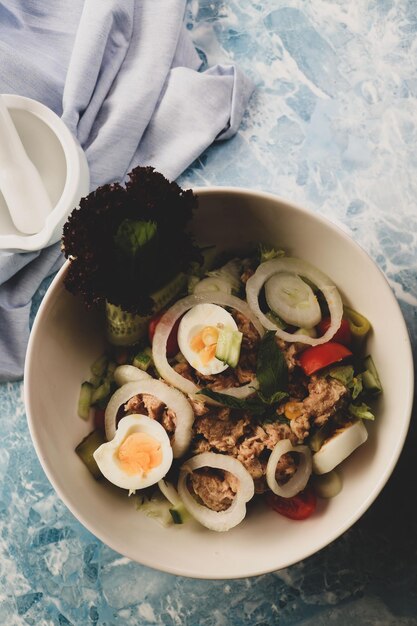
[0,95,52,234]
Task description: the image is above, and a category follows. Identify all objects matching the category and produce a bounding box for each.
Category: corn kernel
[284,401,304,420]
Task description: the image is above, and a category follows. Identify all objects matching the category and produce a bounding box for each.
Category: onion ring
[177,452,255,532]
[246,257,343,345]
[266,439,312,498]
[113,365,152,387]
[105,380,194,458]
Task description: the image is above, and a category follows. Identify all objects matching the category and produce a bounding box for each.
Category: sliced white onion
[266,439,312,498]
[246,257,343,346]
[177,452,255,532]
[105,379,194,458]
[158,478,181,506]
[114,365,152,387]
[206,258,242,293]
[152,293,264,401]
[193,277,233,295]
[265,272,321,328]
[295,326,317,338]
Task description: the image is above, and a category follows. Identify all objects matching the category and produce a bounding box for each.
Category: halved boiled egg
[93,414,173,492]
[312,419,368,475]
[177,303,238,376]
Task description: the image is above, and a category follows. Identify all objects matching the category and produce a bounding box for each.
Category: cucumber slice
[105,273,187,346]
[90,355,108,377]
[169,503,189,524]
[362,355,382,394]
[106,360,117,382]
[105,301,150,347]
[88,374,102,389]
[265,272,321,329]
[152,272,187,311]
[133,347,153,371]
[78,382,93,420]
[75,430,106,479]
[215,328,243,368]
[91,380,111,405]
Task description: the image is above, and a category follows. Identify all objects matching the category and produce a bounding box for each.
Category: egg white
[177,303,238,376]
[312,419,368,475]
[93,414,173,491]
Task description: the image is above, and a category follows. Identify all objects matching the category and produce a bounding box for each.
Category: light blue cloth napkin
[0,0,254,382]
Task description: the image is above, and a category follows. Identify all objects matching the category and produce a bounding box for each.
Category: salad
[64,167,382,532]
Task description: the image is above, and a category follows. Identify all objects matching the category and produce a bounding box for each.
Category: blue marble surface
[1,1,417,624]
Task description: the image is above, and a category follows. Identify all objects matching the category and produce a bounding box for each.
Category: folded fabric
[0,0,254,382]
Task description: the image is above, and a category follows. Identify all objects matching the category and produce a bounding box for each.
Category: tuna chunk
[276,338,300,372]
[124,393,171,425]
[232,422,297,492]
[189,398,210,417]
[173,362,195,382]
[194,412,250,452]
[206,373,239,391]
[242,457,265,481]
[276,453,297,481]
[236,425,267,462]
[189,470,238,512]
[191,437,212,454]
[290,375,348,439]
[289,414,311,441]
[236,363,256,384]
[232,310,260,351]
[263,422,298,449]
[142,394,165,420]
[303,375,348,423]
[124,394,145,414]
[161,408,176,433]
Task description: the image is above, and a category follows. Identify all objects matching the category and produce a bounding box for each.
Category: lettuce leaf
[348,402,375,421]
[256,331,288,401]
[62,166,201,315]
[328,365,362,400]
[197,388,273,416]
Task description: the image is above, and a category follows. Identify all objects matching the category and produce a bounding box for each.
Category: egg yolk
[117,432,162,476]
[190,326,219,365]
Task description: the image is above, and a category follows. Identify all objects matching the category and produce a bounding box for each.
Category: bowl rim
[0,93,89,252]
[24,185,415,578]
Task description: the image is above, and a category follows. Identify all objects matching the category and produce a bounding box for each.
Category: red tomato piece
[317,317,352,346]
[298,342,352,376]
[265,487,317,520]
[148,312,180,358]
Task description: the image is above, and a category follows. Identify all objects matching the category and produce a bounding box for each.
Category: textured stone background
[1,1,417,624]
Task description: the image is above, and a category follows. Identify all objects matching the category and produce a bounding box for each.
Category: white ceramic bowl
[0,94,89,252]
[24,188,414,579]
